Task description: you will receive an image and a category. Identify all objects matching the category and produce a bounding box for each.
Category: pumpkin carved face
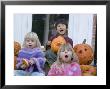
[51,36,66,53]
[14,41,21,56]
[74,43,93,65]
[80,65,97,76]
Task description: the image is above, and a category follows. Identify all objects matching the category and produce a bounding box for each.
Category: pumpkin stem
[83,39,86,44]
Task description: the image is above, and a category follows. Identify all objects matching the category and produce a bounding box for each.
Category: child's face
[56,24,67,35]
[59,48,73,63]
[25,38,37,49]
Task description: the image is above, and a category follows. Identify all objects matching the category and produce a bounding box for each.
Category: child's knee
[31,72,45,76]
[14,70,27,76]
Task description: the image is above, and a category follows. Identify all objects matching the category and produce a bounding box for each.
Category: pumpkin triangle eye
[85,49,87,51]
[87,60,92,64]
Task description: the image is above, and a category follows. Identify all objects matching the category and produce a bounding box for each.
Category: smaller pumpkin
[80,65,97,76]
[14,41,21,56]
[22,58,29,68]
[74,39,94,65]
[14,56,17,70]
[82,73,93,76]
[51,36,66,53]
[14,41,21,70]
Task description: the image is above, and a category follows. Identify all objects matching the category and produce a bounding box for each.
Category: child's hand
[22,58,29,68]
[29,59,35,65]
[47,41,51,46]
[20,64,27,69]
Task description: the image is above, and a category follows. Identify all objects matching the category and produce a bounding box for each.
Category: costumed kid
[45,19,73,66]
[48,43,81,76]
[14,32,46,76]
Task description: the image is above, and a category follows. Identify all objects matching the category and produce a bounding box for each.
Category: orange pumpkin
[82,73,93,76]
[51,36,66,53]
[80,65,97,76]
[74,39,93,65]
[14,41,21,56]
[14,56,17,70]
[22,58,29,68]
[14,41,21,70]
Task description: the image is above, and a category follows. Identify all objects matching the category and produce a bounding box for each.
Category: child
[45,19,73,66]
[48,43,81,76]
[14,32,46,76]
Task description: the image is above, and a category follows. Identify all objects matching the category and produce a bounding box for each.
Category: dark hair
[55,19,68,29]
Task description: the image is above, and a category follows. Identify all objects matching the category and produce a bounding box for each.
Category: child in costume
[14,32,46,76]
[48,43,81,76]
[45,19,73,66]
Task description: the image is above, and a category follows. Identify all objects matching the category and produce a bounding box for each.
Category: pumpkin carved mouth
[73,41,93,65]
[57,43,61,46]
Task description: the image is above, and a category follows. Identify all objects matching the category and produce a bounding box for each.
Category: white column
[44,14,50,46]
[68,14,93,47]
[14,14,32,46]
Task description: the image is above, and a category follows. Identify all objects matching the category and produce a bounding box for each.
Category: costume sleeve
[48,35,57,41]
[64,37,73,46]
[46,35,57,49]
[32,50,46,72]
[33,57,46,68]
[72,63,82,76]
[15,49,28,69]
[48,63,57,76]
[34,50,46,67]
[69,38,73,46]
[16,58,22,69]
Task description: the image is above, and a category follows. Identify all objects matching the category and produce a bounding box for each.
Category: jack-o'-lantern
[14,41,21,56]
[74,39,93,65]
[51,36,66,53]
[14,41,21,70]
[14,56,17,69]
[80,65,97,76]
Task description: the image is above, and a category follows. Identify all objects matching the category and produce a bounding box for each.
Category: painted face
[56,24,67,35]
[59,48,73,63]
[25,38,37,49]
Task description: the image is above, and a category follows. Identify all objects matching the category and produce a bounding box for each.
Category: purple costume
[16,48,45,73]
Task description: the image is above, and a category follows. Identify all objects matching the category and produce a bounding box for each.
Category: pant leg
[14,70,28,76]
[45,49,57,65]
[31,72,45,76]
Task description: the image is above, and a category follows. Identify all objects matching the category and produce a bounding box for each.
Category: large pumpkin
[51,36,66,53]
[80,65,97,76]
[14,56,17,70]
[74,39,93,65]
[14,41,21,56]
[14,41,21,70]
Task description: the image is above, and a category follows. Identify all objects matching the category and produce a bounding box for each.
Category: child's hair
[56,43,79,65]
[55,19,68,29]
[23,32,41,48]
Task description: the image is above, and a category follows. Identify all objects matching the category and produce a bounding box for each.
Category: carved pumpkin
[82,73,94,76]
[51,36,66,53]
[14,41,21,70]
[74,39,93,65]
[80,65,97,76]
[14,41,21,56]
[14,56,17,70]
